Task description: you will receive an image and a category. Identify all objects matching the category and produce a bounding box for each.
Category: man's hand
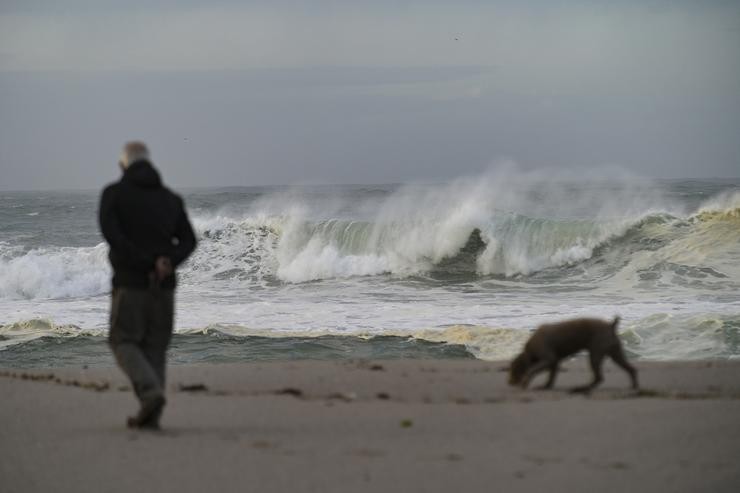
[154,256,173,282]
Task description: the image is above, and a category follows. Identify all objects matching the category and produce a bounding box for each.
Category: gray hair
[119,141,150,169]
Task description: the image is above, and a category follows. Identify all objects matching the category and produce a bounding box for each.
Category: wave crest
[0,243,109,300]
[694,190,740,219]
[1,177,737,299]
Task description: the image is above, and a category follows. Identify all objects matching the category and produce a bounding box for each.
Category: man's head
[119,141,150,171]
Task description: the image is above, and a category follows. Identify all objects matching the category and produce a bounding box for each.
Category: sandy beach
[2,359,739,493]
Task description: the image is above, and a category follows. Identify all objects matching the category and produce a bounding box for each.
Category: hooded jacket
[99,160,197,289]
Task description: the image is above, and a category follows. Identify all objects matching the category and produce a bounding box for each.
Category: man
[99,141,197,429]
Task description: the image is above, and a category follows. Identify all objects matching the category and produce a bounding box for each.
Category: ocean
[1,170,739,368]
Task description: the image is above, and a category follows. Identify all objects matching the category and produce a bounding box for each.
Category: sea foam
[0,243,109,300]
[189,169,686,282]
[0,171,736,300]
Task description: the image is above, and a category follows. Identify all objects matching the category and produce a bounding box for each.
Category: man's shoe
[126,395,165,430]
[127,415,161,430]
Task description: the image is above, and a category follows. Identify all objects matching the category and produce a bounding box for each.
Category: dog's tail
[611,316,621,330]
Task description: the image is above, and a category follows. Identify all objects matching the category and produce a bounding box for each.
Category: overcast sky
[1,1,738,190]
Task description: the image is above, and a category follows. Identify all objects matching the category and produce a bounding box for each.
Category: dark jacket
[99,160,197,289]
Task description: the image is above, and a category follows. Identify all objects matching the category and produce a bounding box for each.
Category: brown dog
[508,316,638,393]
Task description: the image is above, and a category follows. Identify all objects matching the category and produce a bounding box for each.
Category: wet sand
[2,360,740,492]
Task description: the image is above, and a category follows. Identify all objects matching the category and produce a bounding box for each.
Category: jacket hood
[122,160,162,188]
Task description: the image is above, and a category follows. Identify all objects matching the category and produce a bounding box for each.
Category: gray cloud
[0,1,738,190]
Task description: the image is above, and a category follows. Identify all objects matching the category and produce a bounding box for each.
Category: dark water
[0,333,473,369]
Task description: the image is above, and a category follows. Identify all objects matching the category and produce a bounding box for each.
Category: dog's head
[508,352,530,386]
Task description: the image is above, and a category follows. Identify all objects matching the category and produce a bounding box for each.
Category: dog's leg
[570,351,604,394]
[536,363,559,390]
[521,359,554,389]
[609,344,639,389]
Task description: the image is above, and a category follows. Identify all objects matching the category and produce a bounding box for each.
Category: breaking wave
[1,177,738,300]
[0,243,110,300]
[188,186,738,284]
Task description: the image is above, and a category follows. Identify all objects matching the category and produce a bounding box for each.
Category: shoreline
[2,360,740,492]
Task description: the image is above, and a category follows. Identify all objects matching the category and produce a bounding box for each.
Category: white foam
[621,313,740,360]
[1,171,734,302]
[3,310,737,361]
[0,318,103,351]
[263,168,674,281]
[695,190,740,217]
[0,243,110,300]
[169,167,698,284]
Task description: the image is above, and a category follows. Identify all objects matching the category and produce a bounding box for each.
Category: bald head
[119,141,150,170]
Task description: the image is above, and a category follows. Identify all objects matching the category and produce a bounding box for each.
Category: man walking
[99,141,197,429]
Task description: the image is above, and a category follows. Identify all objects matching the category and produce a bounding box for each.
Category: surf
[1,177,738,300]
